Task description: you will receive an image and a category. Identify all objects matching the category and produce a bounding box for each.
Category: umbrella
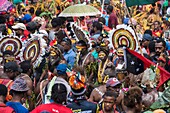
[58,4,101,17]
[0,0,12,12]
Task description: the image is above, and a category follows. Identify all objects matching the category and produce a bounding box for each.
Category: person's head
[153,21,161,31]
[2,50,15,64]
[142,34,153,47]
[55,30,67,44]
[155,39,166,56]
[39,30,49,45]
[98,17,106,25]
[56,64,68,79]
[157,53,166,68]
[61,38,72,52]
[51,18,62,30]
[12,23,26,36]
[123,87,143,113]
[107,5,113,14]
[148,41,155,53]
[29,7,35,15]
[144,30,153,37]
[76,40,88,53]
[51,83,67,104]
[35,9,42,16]
[0,84,8,102]
[98,48,109,61]
[103,91,117,112]
[106,78,121,94]
[4,61,22,80]
[20,60,33,75]
[26,21,38,33]
[92,21,102,33]
[11,78,29,98]
[69,74,86,97]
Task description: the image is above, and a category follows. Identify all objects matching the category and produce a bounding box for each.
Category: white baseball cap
[12,23,26,30]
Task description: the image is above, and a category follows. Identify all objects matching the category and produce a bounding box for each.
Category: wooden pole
[124,0,143,55]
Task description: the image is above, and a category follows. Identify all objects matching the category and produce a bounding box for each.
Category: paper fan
[20,34,47,68]
[0,36,22,56]
[109,24,138,51]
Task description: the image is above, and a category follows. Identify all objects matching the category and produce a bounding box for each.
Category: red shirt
[108,13,118,29]
[31,103,73,113]
[0,103,15,113]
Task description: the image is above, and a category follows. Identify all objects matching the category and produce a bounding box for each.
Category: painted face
[98,51,106,60]
[103,96,115,112]
[76,45,86,52]
[3,55,15,63]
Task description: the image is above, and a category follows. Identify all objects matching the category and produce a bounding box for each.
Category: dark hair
[156,39,166,48]
[51,18,62,28]
[0,84,7,96]
[103,91,117,100]
[93,21,102,31]
[3,50,14,57]
[77,40,87,48]
[98,17,106,25]
[148,41,155,53]
[35,9,42,16]
[144,30,152,36]
[124,87,143,108]
[107,5,113,12]
[20,60,32,73]
[0,15,6,24]
[51,84,67,104]
[62,38,72,45]
[29,7,35,14]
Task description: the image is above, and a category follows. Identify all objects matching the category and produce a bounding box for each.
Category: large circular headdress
[109,24,138,51]
[20,34,46,68]
[0,36,22,56]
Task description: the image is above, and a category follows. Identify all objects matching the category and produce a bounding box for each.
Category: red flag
[157,66,170,89]
[125,48,170,89]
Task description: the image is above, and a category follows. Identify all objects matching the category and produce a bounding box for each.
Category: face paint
[98,52,106,59]
[76,46,86,52]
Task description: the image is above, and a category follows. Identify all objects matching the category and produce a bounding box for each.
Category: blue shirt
[6,102,29,113]
[63,49,76,67]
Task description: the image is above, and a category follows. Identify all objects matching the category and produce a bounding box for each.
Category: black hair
[103,91,118,100]
[0,84,7,96]
[59,17,66,25]
[150,8,155,14]
[29,7,35,14]
[2,50,14,57]
[77,40,87,48]
[154,21,160,25]
[62,38,72,45]
[35,9,42,16]
[148,41,155,53]
[156,39,166,48]
[93,21,102,31]
[51,18,62,28]
[98,17,106,25]
[20,60,32,73]
[107,5,113,12]
[0,15,6,24]
[51,84,67,104]
[144,30,153,36]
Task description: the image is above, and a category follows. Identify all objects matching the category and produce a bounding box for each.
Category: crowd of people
[0,0,170,113]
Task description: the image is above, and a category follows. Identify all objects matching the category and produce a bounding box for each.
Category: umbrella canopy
[0,0,12,12]
[58,4,101,17]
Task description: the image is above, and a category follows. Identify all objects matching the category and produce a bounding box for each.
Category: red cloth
[152,30,162,37]
[108,13,118,29]
[0,103,14,113]
[31,103,73,113]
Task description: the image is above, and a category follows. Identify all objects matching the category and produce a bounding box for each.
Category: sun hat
[12,23,26,30]
[11,78,29,92]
